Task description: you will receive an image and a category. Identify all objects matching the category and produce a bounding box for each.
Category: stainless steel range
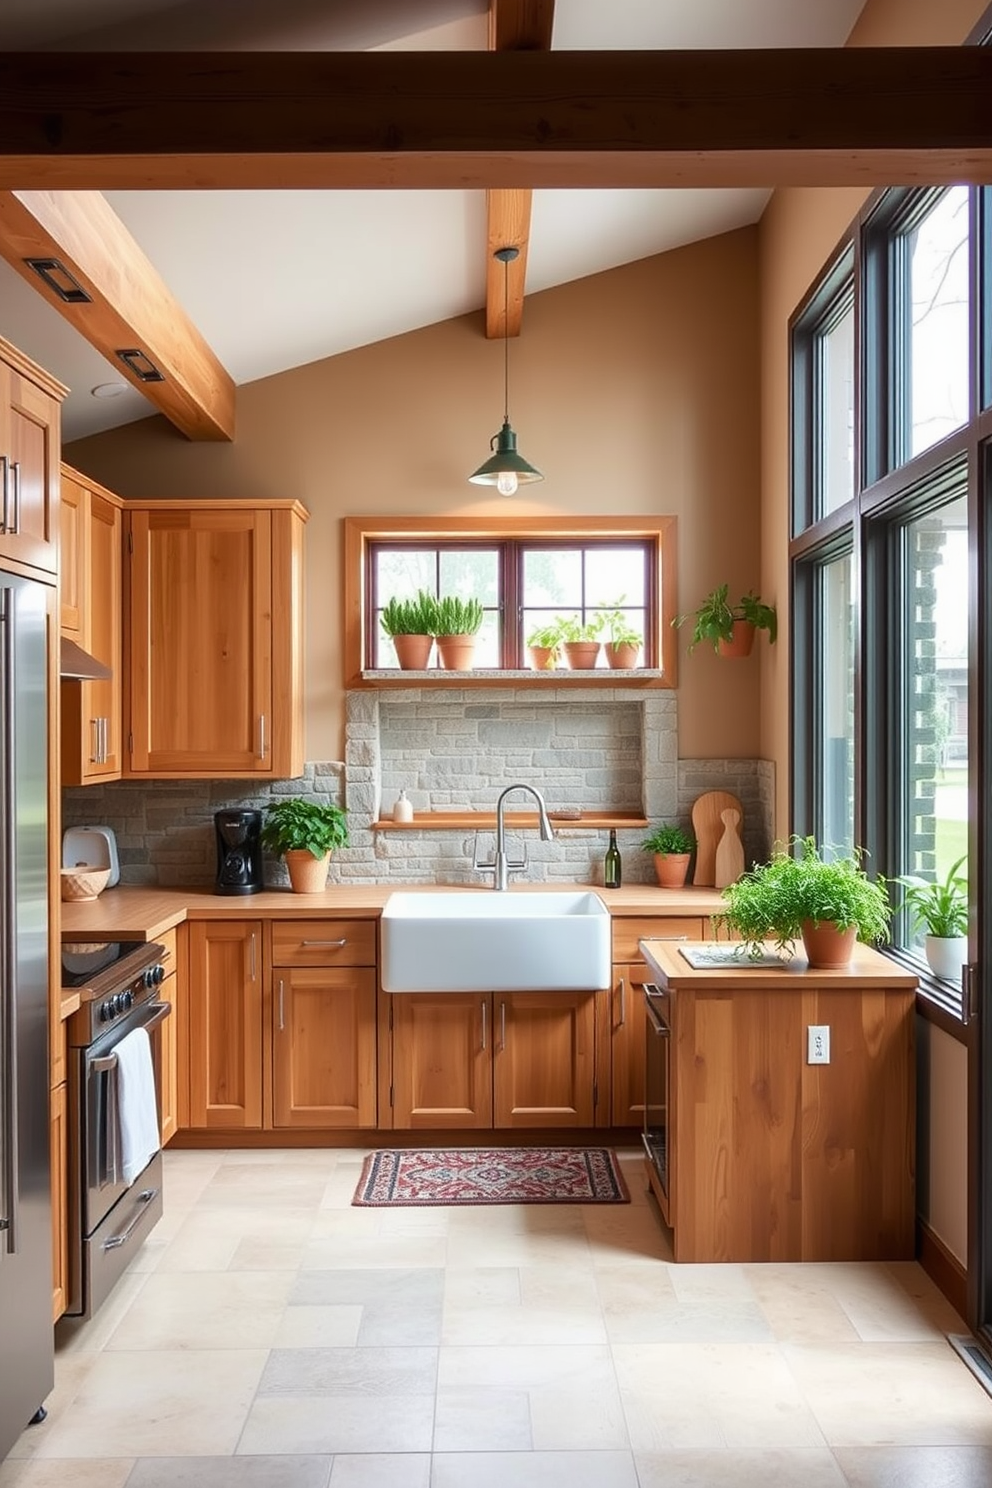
[62,939,171,1319]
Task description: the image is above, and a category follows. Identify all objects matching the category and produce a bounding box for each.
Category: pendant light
[469,245,543,495]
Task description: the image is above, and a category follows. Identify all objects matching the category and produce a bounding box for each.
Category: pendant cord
[503,255,510,425]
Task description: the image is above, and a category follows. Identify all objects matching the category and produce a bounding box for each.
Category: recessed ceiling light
[90,382,127,399]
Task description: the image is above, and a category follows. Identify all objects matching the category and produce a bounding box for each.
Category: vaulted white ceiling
[0,0,867,440]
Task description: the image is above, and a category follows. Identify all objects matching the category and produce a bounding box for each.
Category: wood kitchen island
[638,938,918,1265]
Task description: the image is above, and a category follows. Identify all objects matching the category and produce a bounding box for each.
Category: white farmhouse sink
[380,891,611,993]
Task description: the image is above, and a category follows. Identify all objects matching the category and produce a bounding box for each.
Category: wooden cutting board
[692,790,743,886]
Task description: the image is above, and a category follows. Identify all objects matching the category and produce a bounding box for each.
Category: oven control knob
[113,993,125,1015]
[99,1000,113,1022]
[121,990,134,1011]
[152,964,165,986]
[142,968,155,989]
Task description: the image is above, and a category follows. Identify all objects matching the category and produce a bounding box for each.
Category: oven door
[642,983,671,1224]
[82,998,171,1237]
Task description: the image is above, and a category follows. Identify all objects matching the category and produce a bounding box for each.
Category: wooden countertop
[639,938,919,990]
[60,882,729,941]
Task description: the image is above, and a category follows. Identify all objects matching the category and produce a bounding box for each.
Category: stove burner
[61,940,147,988]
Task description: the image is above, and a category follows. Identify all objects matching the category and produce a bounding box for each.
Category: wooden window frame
[343,515,678,689]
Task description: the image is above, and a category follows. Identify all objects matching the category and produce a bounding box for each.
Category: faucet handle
[472,833,495,871]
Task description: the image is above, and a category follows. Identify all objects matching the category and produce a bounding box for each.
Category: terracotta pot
[562,640,601,670]
[604,641,640,669]
[391,633,433,670]
[717,619,755,658]
[925,934,967,982]
[801,919,857,969]
[528,645,559,671]
[653,852,692,888]
[284,849,331,894]
[436,633,477,670]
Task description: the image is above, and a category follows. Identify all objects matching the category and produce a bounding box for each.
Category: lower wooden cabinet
[50,1080,68,1322]
[271,966,377,1128]
[388,990,597,1130]
[186,920,263,1130]
[609,917,705,1128]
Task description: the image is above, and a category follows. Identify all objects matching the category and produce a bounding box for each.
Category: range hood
[60,637,112,681]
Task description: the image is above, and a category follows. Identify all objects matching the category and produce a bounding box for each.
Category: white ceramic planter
[924,934,967,982]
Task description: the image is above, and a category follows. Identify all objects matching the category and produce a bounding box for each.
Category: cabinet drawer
[611,916,703,962]
[271,918,377,967]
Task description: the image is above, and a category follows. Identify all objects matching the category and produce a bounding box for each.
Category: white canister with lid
[392,790,414,823]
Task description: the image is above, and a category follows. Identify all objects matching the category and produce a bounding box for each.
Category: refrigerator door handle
[0,586,19,1252]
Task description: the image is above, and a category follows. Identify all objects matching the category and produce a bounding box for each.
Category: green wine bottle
[604,829,622,889]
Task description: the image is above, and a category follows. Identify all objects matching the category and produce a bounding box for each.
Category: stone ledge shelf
[372,810,649,832]
[360,668,667,688]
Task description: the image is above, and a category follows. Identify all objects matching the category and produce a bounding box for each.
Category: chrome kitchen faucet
[474,782,555,890]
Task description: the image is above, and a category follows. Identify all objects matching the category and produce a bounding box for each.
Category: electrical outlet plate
[807,1025,830,1064]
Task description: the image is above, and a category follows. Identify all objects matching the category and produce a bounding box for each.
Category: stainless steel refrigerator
[0,567,53,1460]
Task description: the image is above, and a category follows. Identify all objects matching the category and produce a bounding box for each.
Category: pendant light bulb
[469,246,543,493]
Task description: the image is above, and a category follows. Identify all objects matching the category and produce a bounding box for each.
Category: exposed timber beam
[0,50,990,190]
[485,1,555,338]
[0,190,235,440]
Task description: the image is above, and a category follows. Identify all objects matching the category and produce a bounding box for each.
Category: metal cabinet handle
[301,939,347,948]
[102,717,109,763]
[499,1000,506,1052]
[10,462,20,535]
[481,999,487,1051]
[90,717,101,764]
[617,976,626,1028]
[0,589,19,1251]
[0,455,8,532]
[102,1188,158,1250]
[278,978,285,1032]
[258,714,267,759]
[249,932,257,981]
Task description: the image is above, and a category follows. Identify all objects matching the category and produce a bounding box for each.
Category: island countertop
[639,937,919,990]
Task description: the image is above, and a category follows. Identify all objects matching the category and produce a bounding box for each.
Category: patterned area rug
[353,1147,630,1206]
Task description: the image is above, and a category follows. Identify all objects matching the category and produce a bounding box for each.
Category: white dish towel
[114,1027,160,1185]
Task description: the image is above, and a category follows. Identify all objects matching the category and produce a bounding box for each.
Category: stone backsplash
[63,686,773,888]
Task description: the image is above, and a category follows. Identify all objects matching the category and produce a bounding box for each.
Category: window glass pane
[818,552,855,855]
[815,297,855,517]
[523,548,582,607]
[901,187,970,460]
[897,494,969,951]
[438,549,499,606]
[584,546,647,607]
[376,549,436,598]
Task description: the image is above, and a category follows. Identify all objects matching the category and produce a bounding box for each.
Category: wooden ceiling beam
[0,189,235,439]
[484,1,554,339]
[0,49,990,189]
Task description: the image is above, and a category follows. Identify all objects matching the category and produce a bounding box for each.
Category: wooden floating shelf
[359,669,666,688]
[372,811,648,832]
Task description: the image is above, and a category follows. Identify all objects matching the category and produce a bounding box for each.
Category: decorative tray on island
[678,943,790,970]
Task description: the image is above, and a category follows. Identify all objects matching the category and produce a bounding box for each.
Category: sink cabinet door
[187,920,263,1129]
[494,991,596,1129]
[391,993,493,1130]
[272,967,377,1128]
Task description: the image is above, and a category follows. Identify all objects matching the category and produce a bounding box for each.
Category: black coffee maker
[214,809,263,895]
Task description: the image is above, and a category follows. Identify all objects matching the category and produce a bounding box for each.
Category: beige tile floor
[3,1146,992,1487]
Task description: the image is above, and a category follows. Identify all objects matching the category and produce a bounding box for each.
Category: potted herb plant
[379,590,439,670]
[675,584,777,657]
[558,613,603,670]
[597,597,642,669]
[642,823,696,888]
[260,797,349,894]
[526,620,564,671]
[435,595,485,670]
[895,854,968,981]
[716,835,891,968]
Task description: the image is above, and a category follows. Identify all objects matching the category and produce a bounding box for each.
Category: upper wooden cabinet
[123,500,307,778]
[0,336,64,576]
[60,466,124,785]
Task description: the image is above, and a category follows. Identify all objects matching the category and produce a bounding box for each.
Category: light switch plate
[807,1025,830,1064]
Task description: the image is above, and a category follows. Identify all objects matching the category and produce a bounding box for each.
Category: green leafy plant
[557,612,604,643]
[716,835,891,958]
[895,855,968,938]
[260,798,349,859]
[596,596,642,648]
[379,590,439,637]
[527,620,565,651]
[435,595,484,636]
[641,824,695,856]
[674,584,778,653]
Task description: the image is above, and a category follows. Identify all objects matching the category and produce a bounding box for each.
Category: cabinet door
[391,993,492,1130]
[272,967,377,1128]
[187,921,263,1129]
[494,991,596,1129]
[62,486,123,784]
[50,1081,68,1323]
[60,470,85,634]
[610,961,652,1126]
[125,507,273,775]
[0,359,60,575]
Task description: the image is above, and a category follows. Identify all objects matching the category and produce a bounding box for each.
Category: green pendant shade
[470,245,543,494]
